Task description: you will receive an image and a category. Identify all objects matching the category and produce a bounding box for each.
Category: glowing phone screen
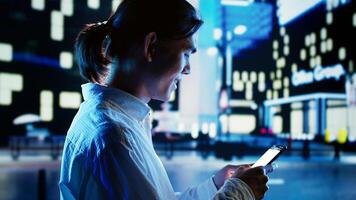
[252,148,281,167]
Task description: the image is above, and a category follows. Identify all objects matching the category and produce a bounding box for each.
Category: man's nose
[182,64,191,75]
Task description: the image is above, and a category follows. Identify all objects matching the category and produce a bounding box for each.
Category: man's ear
[143,32,157,62]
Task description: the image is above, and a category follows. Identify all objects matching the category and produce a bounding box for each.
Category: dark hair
[75,0,203,83]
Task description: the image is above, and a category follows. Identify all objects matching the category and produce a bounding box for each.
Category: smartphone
[251,145,287,168]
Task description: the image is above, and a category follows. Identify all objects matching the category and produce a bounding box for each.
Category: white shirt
[59,83,255,200]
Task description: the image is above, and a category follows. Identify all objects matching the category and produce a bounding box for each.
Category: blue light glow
[13,52,60,69]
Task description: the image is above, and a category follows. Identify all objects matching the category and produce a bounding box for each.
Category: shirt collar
[82,83,151,122]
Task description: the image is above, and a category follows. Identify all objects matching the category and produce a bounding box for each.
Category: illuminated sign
[292,64,345,87]
[277,0,323,25]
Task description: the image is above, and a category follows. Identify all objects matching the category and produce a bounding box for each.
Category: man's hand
[233,165,269,200]
[212,164,240,189]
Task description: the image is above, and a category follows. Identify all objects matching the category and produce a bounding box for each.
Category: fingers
[264,163,277,174]
[261,174,269,183]
[236,166,269,200]
[251,166,265,175]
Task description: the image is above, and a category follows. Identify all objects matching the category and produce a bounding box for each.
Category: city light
[234,25,247,35]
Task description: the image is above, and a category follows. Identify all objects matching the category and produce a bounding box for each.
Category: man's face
[148,36,197,102]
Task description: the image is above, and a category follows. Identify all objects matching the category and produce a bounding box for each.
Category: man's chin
[151,95,170,102]
[152,92,173,102]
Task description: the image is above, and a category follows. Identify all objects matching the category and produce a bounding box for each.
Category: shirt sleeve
[212,178,255,200]
[176,177,218,200]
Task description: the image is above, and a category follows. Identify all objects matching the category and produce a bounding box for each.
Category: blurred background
[0,0,356,199]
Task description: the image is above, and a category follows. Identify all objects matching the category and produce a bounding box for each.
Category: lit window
[273,80,282,90]
[232,71,240,91]
[0,43,13,62]
[250,71,257,83]
[320,27,327,40]
[353,13,356,27]
[209,123,217,138]
[228,114,256,134]
[283,46,289,56]
[245,82,253,100]
[283,88,289,97]
[310,45,316,57]
[242,71,249,82]
[310,58,315,68]
[207,47,218,56]
[327,107,348,139]
[320,41,327,53]
[267,90,272,100]
[273,90,279,99]
[201,122,209,135]
[326,12,333,24]
[291,63,298,72]
[88,0,100,9]
[273,40,279,49]
[272,115,283,133]
[283,77,289,87]
[280,57,286,68]
[191,122,199,139]
[0,73,22,93]
[291,102,302,109]
[277,59,281,68]
[0,90,11,106]
[258,82,265,92]
[326,0,333,11]
[310,33,316,44]
[233,71,240,81]
[291,110,303,135]
[305,35,310,46]
[277,70,282,79]
[0,73,23,106]
[51,26,64,41]
[31,0,45,11]
[233,81,244,92]
[234,25,247,35]
[59,91,82,109]
[338,47,346,60]
[315,55,322,66]
[273,50,279,60]
[332,0,339,8]
[300,48,306,60]
[51,11,64,26]
[51,11,64,41]
[326,38,333,51]
[280,27,286,36]
[270,72,275,80]
[258,72,265,82]
[61,0,74,16]
[60,51,73,69]
[283,35,289,44]
[40,90,53,121]
[178,123,185,133]
[213,28,223,40]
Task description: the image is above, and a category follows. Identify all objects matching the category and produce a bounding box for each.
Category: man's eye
[184,53,190,58]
